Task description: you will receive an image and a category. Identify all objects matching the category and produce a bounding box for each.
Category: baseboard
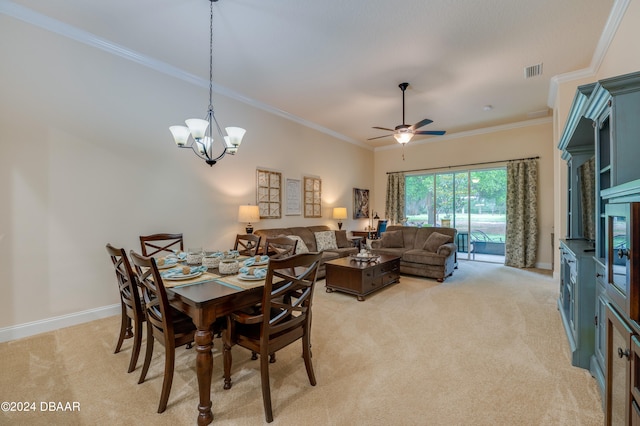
[535,262,552,270]
[0,304,120,343]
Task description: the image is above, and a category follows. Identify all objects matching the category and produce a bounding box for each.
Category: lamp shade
[238,205,260,223]
[332,207,347,220]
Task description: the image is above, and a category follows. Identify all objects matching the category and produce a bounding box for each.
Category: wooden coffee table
[324,254,400,301]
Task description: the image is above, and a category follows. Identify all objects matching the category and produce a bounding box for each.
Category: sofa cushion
[380,230,404,248]
[335,230,351,248]
[287,235,309,254]
[315,231,338,251]
[372,247,407,258]
[403,249,446,266]
[289,227,318,252]
[423,232,453,253]
[321,250,341,262]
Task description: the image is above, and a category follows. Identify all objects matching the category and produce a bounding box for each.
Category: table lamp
[332,207,347,230]
[238,205,260,234]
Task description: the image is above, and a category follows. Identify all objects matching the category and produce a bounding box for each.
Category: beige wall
[372,121,555,269]
[3,1,639,332]
[0,17,373,329]
[597,0,640,79]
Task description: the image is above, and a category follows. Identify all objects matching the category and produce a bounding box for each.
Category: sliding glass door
[405,167,506,263]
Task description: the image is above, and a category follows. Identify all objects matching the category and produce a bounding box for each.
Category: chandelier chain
[208,0,214,111]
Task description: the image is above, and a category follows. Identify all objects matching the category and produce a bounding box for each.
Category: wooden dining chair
[106,243,145,374]
[139,233,184,257]
[264,236,298,259]
[222,252,322,423]
[129,250,196,414]
[234,234,262,256]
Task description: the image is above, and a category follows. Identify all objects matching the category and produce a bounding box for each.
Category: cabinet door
[595,292,607,369]
[631,335,640,409]
[606,304,633,425]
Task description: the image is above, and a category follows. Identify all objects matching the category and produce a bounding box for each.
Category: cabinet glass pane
[608,215,628,295]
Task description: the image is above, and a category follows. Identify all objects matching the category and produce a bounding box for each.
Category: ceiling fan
[368,82,445,144]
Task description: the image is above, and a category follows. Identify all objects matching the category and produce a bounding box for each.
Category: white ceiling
[3,0,620,148]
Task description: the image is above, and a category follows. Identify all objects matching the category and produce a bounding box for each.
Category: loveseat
[253,225,358,278]
[370,225,457,282]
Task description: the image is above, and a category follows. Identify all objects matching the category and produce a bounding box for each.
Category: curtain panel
[505,159,538,268]
[385,173,405,224]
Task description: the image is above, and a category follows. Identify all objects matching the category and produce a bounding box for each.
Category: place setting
[160,265,212,288]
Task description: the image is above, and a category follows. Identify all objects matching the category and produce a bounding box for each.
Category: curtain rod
[386,156,540,175]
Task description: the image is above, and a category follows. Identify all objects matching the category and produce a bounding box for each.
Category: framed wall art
[285,178,302,216]
[256,169,282,219]
[303,176,322,218]
[353,188,370,219]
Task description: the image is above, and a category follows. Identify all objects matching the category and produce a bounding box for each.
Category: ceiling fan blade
[415,130,446,136]
[367,134,393,141]
[372,126,395,132]
[409,118,433,130]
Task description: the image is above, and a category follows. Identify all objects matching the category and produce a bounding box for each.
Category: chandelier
[169,0,246,166]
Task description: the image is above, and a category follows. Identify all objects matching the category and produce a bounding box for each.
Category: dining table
[163,258,267,425]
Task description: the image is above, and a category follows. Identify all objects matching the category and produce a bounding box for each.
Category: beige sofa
[370,225,457,282]
[253,225,358,278]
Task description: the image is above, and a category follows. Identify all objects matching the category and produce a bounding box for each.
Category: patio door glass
[405,167,506,263]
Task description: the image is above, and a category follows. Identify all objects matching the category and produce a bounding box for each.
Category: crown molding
[547,0,630,108]
[2,0,626,151]
[0,0,368,149]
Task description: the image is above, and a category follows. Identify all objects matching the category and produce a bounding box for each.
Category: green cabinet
[559,240,596,369]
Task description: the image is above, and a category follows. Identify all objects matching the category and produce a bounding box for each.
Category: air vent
[524,63,543,79]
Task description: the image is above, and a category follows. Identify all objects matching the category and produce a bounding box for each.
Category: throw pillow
[287,235,310,254]
[314,230,338,251]
[335,230,351,248]
[423,232,453,253]
[381,230,404,248]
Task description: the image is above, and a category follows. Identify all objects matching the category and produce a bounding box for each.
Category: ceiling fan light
[394,132,413,144]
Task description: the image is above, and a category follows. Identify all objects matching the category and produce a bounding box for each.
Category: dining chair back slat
[264,236,298,259]
[234,234,262,256]
[139,233,184,257]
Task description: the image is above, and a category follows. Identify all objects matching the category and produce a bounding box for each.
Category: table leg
[196,327,214,426]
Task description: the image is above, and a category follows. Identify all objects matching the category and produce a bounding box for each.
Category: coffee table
[324,254,400,301]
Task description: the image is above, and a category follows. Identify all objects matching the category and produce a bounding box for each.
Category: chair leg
[127,318,143,373]
[223,341,233,390]
[302,332,316,386]
[114,305,131,354]
[260,351,274,423]
[138,323,154,384]
[157,343,175,413]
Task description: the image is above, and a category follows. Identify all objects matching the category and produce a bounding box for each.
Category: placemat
[163,272,220,288]
[215,274,266,290]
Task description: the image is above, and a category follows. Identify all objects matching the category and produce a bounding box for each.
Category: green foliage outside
[405,168,507,241]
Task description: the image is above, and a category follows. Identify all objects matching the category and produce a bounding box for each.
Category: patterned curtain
[505,159,538,268]
[385,172,405,225]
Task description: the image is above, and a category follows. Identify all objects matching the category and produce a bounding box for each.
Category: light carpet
[0,261,603,425]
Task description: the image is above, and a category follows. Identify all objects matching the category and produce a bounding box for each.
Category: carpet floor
[0,261,604,425]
